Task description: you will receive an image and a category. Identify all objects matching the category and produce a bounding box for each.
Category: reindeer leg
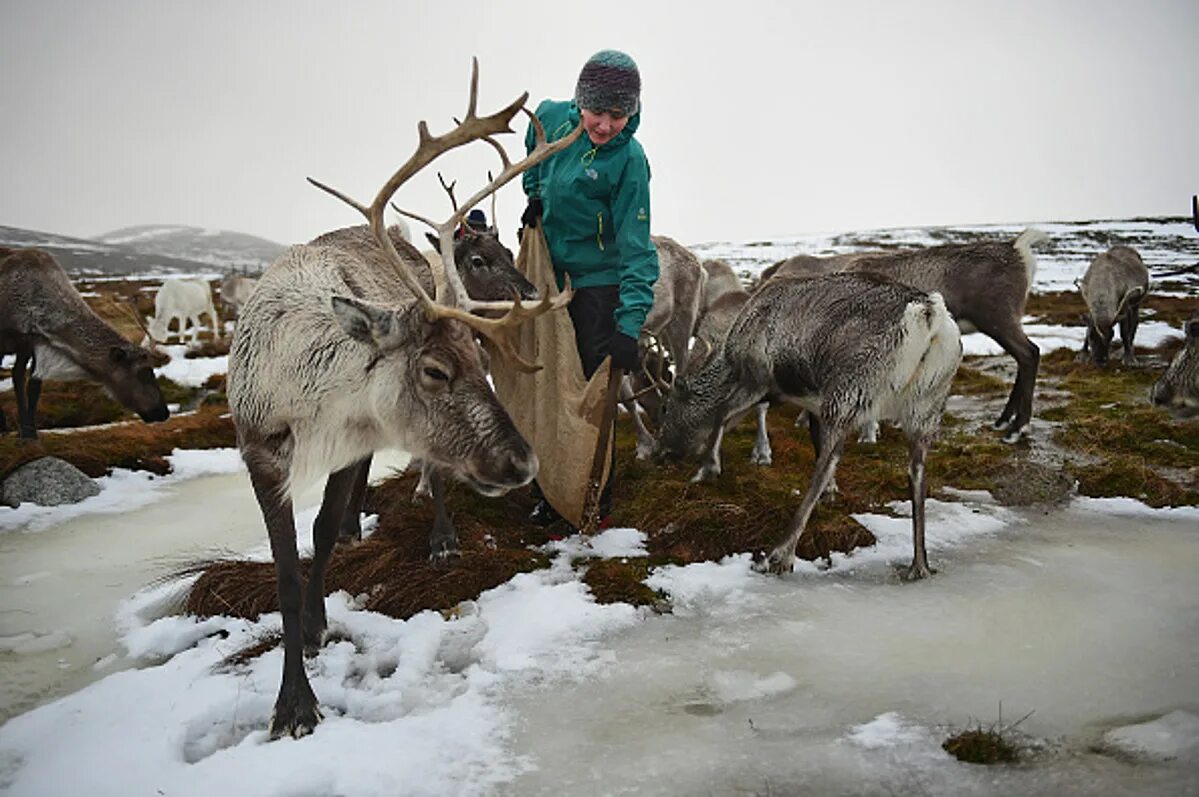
[623,375,659,461]
[246,454,321,739]
[13,351,37,440]
[305,463,360,650]
[1119,304,1141,367]
[749,402,772,465]
[412,459,434,502]
[692,424,725,483]
[807,412,839,500]
[338,456,371,542]
[428,469,460,562]
[988,324,1039,443]
[904,436,936,580]
[756,428,845,574]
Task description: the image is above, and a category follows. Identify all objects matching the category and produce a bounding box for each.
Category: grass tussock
[943,728,1021,765]
[1025,291,1195,330]
[184,483,550,621]
[1039,352,1199,506]
[0,404,235,479]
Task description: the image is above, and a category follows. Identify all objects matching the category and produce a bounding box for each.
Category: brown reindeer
[766,229,1047,442]
[226,59,581,739]
[1,247,169,439]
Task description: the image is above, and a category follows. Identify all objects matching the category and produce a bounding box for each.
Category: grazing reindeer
[0,247,170,439]
[1076,245,1149,367]
[679,259,772,481]
[227,60,580,739]
[621,236,706,459]
[768,229,1047,442]
[658,272,961,577]
[145,277,221,345]
[1150,312,1199,419]
[217,273,259,319]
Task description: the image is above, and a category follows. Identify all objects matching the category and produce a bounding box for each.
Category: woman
[520,49,660,528]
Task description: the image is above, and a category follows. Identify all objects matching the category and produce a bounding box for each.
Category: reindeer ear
[1186,318,1199,341]
[332,296,394,345]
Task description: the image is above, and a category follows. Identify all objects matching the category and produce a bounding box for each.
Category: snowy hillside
[0,223,283,276]
[692,216,1199,296]
[96,224,284,271]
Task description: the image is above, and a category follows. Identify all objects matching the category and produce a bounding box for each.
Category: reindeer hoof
[1000,425,1026,445]
[270,684,323,740]
[752,548,794,575]
[428,544,462,564]
[901,561,936,581]
[749,450,772,466]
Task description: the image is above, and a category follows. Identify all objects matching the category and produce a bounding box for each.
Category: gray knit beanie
[574,50,641,116]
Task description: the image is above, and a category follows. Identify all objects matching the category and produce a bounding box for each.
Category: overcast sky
[2,0,1196,249]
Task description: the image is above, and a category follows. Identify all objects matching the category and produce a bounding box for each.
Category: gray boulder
[1,457,101,508]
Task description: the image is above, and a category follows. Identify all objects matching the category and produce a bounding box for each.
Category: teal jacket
[522,99,659,340]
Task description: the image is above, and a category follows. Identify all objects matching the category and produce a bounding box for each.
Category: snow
[0,448,244,533]
[1103,710,1199,761]
[1,218,1197,794]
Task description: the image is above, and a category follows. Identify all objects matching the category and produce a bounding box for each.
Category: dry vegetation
[4,277,1197,633]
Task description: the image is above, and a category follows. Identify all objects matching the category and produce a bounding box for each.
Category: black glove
[609,332,640,372]
[520,197,543,229]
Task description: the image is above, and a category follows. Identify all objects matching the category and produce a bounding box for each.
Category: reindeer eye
[470,255,486,268]
[424,366,449,382]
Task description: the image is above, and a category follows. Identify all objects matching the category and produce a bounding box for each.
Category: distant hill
[0,223,285,276]
[96,225,284,272]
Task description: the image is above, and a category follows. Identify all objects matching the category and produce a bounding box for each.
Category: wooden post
[580,366,624,534]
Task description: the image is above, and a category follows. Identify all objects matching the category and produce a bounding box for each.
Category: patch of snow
[1104,710,1199,761]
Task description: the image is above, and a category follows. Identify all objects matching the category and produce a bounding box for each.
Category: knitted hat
[465,208,488,231]
[574,50,641,116]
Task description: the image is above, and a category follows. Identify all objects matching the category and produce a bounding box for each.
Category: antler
[437,172,459,213]
[310,57,581,372]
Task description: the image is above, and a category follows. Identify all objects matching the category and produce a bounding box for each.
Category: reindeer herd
[1,61,1197,739]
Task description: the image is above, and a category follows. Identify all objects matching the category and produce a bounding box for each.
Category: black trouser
[567,284,620,380]
[532,283,619,515]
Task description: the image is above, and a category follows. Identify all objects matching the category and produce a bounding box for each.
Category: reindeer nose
[141,404,170,423]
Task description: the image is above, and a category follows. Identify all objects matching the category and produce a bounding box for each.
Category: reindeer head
[656,350,736,463]
[424,229,537,302]
[1150,314,1199,419]
[103,342,170,424]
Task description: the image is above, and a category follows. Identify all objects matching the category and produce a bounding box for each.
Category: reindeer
[766,229,1047,443]
[1150,311,1199,419]
[145,277,221,345]
[620,236,706,459]
[313,173,539,511]
[1075,245,1149,367]
[675,259,772,481]
[658,272,962,577]
[226,60,580,739]
[217,273,260,319]
[0,247,170,439]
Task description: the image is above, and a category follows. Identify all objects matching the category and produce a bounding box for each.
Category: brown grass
[0,404,235,479]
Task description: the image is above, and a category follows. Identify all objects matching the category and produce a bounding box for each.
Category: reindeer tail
[1014,227,1049,295]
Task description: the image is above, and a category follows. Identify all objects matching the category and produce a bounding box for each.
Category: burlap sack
[487,227,612,527]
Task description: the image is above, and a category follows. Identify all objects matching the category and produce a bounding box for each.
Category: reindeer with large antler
[226,59,581,739]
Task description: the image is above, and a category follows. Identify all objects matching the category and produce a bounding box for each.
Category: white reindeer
[145,278,220,345]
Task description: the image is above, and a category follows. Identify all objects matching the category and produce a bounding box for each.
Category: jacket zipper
[596,211,605,251]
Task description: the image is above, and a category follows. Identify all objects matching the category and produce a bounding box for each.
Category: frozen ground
[1,477,1197,796]
[0,218,1196,795]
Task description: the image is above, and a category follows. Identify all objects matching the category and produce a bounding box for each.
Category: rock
[1,456,101,507]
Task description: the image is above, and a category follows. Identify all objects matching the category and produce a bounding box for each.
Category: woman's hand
[520,197,543,229]
[609,332,640,371]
